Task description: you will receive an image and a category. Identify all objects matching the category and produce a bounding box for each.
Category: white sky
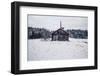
[28,15,88,31]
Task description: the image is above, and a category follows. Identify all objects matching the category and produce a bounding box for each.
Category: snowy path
[27,38,88,61]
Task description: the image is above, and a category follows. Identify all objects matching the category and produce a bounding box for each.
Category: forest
[28,27,88,39]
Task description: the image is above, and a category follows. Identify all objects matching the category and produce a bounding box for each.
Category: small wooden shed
[52,21,69,41]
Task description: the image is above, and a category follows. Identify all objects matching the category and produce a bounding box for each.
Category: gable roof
[52,28,69,36]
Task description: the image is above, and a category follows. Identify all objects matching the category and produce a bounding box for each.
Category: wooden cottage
[52,21,69,41]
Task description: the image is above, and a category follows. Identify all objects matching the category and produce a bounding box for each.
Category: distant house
[52,21,69,41]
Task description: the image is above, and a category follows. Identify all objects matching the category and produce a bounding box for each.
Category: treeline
[28,27,88,39]
[67,29,88,39]
[28,27,51,39]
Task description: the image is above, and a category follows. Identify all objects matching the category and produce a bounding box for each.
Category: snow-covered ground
[27,38,88,61]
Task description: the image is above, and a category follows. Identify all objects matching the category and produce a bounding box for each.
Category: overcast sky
[28,15,88,31]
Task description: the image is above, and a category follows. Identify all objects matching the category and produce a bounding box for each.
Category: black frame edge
[13,1,97,9]
[11,2,16,74]
[94,7,98,69]
[11,2,20,74]
[15,66,97,75]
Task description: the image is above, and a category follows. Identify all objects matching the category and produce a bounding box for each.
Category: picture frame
[11,1,98,74]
